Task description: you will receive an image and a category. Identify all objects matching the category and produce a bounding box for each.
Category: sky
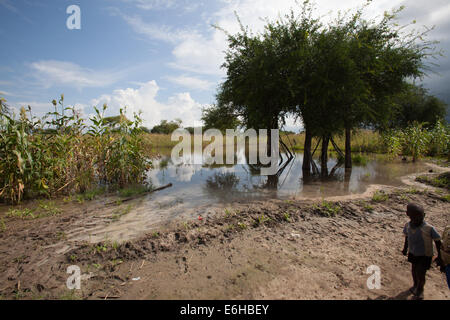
[0,0,449,131]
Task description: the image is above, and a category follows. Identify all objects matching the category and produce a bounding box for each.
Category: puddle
[68,149,431,243]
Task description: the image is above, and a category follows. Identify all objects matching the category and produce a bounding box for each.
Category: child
[402,203,442,300]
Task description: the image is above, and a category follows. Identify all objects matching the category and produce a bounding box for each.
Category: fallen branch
[105,183,173,206]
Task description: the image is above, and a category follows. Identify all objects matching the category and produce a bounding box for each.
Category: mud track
[0,172,449,300]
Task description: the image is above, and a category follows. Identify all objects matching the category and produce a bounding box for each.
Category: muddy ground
[0,170,449,300]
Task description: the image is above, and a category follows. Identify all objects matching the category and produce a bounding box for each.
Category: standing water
[71,149,429,243]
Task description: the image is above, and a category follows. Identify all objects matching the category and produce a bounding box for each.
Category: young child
[402,203,442,300]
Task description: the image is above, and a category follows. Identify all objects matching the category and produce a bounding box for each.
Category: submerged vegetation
[0,96,150,204]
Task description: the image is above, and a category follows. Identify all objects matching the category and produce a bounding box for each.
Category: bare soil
[0,173,449,300]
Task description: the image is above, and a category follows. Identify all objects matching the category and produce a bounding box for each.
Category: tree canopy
[213,0,442,174]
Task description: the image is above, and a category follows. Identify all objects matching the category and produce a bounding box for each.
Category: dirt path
[0,174,449,300]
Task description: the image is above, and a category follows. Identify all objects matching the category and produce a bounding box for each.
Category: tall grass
[0,97,150,204]
[381,121,449,161]
[283,130,383,154]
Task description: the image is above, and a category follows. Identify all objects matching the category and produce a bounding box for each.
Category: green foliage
[313,201,341,217]
[283,212,291,222]
[253,214,271,227]
[151,119,182,134]
[201,104,241,132]
[372,190,389,202]
[7,208,35,219]
[352,154,368,166]
[416,172,450,190]
[0,96,151,204]
[382,121,449,161]
[216,1,438,168]
[386,84,447,130]
[118,184,151,198]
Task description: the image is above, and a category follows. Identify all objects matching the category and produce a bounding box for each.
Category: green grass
[118,184,151,198]
[7,208,36,219]
[313,200,341,217]
[285,130,383,154]
[416,172,450,190]
[254,214,271,226]
[237,222,247,230]
[363,202,374,212]
[352,154,369,166]
[372,191,389,202]
[283,212,292,222]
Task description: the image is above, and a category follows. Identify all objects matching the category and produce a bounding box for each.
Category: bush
[381,121,449,161]
[0,97,151,204]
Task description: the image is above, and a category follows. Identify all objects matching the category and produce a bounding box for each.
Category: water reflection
[77,149,430,243]
[147,149,428,201]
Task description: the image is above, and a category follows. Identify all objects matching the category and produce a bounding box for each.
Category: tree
[151,119,182,134]
[384,83,447,129]
[201,104,241,132]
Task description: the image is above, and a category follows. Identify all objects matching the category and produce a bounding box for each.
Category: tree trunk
[345,127,352,169]
[320,135,330,177]
[302,129,312,173]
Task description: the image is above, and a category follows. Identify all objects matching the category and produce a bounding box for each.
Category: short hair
[407,203,424,217]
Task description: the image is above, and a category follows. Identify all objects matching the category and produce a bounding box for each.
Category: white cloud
[120,0,410,77]
[29,60,124,89]
[121,14,196,43]
[90,80,204,128]
[118,0,202,12]
[121,0,176,10]
[165,75,215,91]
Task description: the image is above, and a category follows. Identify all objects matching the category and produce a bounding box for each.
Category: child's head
[407,203,425,226]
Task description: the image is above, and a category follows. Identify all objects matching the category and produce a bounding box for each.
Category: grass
[416,172,450,190]
[118,184,152,198]
[352,154,369,166]
[7,201,63,220]
[286,130,383,154]
[313,200,341,217]
[372,191,389,202]
[7,208,35,219]
[283,212,292,222]
[77,187,107,202]
[363,202,374,212]
[253,214,271,227]
[38,200,61,216]
[237,222,247,230]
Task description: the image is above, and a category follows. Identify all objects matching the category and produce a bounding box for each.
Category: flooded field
[67,149,429,243]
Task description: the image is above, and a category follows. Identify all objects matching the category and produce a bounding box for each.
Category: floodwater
[70,149,430,243]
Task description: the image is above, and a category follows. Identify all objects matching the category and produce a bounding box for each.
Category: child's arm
[435,240,442,265]
[402,236,408,256]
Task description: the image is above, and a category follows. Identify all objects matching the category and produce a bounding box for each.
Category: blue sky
[1,0,449,130]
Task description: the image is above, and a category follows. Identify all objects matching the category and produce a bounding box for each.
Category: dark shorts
[408,253,433,270]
